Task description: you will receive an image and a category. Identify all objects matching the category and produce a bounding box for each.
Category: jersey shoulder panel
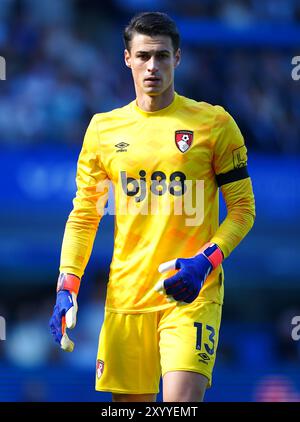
[211,104,231,128]
[179,95,229,123]
[92,102,134,132]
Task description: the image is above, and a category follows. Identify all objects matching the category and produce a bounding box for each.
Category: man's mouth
[144,77,161,82]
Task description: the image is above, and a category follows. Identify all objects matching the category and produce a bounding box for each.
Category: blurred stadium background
[0,0,300,402]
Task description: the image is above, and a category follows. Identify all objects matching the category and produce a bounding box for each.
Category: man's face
[124,33,180,97]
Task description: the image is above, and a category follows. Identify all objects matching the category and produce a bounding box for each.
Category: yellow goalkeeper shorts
[95,300,222,395]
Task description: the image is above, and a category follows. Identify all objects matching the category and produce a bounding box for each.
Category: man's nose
[147,56,158,72]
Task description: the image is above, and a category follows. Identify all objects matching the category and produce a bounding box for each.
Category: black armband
[216,166,249,187]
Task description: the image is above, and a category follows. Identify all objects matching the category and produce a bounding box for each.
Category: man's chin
[143,88,162,96]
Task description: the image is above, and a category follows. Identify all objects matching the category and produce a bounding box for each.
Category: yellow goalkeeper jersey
[60,92,255,313]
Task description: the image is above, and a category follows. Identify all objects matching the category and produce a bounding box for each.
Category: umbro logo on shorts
[198,352,210,364]
[96,359,104,379]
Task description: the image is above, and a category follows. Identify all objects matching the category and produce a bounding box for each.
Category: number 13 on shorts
[194,322,216,364]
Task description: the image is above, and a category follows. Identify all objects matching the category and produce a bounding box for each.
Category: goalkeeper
[50,12,255,402]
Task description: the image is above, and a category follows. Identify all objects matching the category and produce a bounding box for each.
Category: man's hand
[49,273,80,352]
[155,243,223,304]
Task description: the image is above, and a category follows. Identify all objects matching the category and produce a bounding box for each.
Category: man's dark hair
[123,12,180,53]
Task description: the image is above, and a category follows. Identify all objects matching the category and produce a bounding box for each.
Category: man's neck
[135,87,175,112]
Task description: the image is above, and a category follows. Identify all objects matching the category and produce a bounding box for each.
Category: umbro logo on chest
[115,142,129,152]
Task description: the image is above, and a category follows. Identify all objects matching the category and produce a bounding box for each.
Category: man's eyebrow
[135,49,171,55]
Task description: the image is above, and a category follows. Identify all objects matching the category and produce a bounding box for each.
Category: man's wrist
[56,273,81,295]
[198,242,224,270]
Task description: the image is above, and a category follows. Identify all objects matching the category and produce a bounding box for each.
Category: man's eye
[157,53,168,59]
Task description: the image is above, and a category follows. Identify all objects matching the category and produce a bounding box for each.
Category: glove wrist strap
[198,242,224,269]
[57,273,81,295]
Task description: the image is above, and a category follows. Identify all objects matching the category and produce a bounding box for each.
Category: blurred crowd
[0,0,299,152]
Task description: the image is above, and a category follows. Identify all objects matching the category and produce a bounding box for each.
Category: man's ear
[174,48,181,68]
[124,49,131,68]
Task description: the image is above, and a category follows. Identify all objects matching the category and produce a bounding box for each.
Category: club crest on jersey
[96,359,104,379]
[175,130,193,153]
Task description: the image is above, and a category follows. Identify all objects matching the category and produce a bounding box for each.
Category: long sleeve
[59,115,109,278]
[210,106,256,258]
[211,178,255,258]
